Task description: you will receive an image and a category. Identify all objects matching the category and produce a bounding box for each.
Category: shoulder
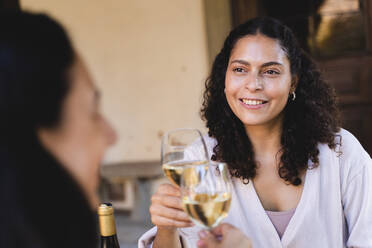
[338,129,369,157]
[188,134,216,150]
[187,134,217,160]
[202,134,217,149]
[337,128,370,163]
[202,134,217,159]
[335,128,371,184]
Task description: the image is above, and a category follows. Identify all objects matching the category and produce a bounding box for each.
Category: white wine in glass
[161,128,209,187]
[181,162,231,229]
[162,160,207,187]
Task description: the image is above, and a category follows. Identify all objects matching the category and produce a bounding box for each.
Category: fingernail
[199,230,207,238]
[197,240,205,247]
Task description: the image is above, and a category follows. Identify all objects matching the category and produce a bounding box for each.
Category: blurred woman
[139,17,372,248]
[0,11,116,247]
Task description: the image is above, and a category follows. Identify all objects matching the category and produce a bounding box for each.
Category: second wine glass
[181,162,232,230]
[161,128,209,187]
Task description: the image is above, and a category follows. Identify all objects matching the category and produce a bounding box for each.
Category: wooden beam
[230,0,260,27]
[363,0,372,52]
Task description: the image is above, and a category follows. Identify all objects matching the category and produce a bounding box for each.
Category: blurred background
[1,0,372,247]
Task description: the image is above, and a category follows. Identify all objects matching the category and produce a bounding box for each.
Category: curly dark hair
[201,17,341,185]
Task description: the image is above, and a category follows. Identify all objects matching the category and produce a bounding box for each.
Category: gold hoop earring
[291,92,296,101]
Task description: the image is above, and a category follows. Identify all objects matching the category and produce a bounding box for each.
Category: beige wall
[21,0,209,163]
[204,0,232,65]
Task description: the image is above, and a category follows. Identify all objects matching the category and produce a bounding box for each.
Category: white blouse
[138,129,372,248]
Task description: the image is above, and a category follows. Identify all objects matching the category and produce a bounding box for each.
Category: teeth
[242,99,264,105]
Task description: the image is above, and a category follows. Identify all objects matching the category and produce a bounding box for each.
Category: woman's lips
[239,98,268,109]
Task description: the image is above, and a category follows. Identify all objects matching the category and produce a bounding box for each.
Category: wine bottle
[98,203,120,248]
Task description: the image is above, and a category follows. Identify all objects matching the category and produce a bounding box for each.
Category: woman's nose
[244,73,263,91]
[105,119,118,146]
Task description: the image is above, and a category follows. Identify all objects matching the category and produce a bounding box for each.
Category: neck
[37,129,99,210]
[244,115,283,160]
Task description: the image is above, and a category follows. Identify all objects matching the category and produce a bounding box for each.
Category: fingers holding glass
[180,162,232,230]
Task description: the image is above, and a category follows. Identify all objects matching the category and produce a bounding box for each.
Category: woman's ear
[291,75,299,92]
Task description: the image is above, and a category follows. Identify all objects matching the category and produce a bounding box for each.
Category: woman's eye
[264,69,280,75]
[233,67,245,73]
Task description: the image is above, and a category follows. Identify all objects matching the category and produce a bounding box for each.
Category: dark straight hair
[0,10,74,143]
[0,11,98,247]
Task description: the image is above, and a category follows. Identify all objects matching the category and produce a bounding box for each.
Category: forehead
[229,34,289,65]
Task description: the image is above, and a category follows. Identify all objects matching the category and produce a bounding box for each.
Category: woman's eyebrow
[261,61,283,67]
[230,59,283,67]
[230,59,250,65]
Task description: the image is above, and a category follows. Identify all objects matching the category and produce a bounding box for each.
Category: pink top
[265,208,296,239]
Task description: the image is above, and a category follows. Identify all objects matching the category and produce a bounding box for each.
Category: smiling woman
[202,17,340,186]
[225,34,295,127]
[139,17,372,248]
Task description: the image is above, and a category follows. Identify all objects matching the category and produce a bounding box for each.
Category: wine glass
[180,162,232,230]
[161,128,209,187]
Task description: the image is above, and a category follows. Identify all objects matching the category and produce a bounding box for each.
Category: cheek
[95,116,117,148]
[224,80,237,108]
[224,73,240,98]
[264,78,291,99]
[66,116,107,156]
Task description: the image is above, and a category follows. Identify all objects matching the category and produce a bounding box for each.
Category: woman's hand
[197,223,252,248]
[150,183,193,248]
[150,183,193,229]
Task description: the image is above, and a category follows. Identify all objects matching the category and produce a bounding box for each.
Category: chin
[242,122,266,127]
[239,117,268,126]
